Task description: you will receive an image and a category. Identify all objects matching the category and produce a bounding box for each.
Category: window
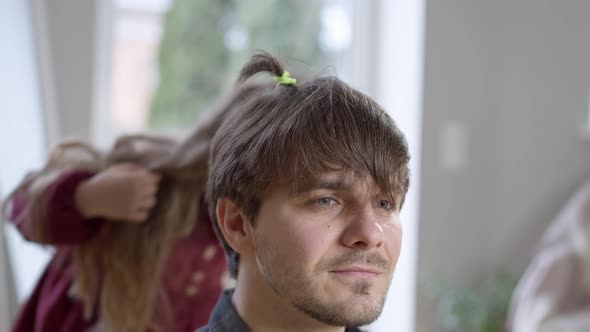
[0,0,52,306]
[110,0,353,136]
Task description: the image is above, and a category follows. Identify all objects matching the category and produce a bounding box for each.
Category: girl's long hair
[1,85,260,331]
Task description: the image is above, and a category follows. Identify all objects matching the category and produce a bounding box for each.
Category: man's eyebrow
[296,179,354,194]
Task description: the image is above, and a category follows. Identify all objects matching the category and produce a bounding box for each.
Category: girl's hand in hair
[74,163,161,223]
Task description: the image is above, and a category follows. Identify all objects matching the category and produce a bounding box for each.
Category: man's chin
[292,293,386,327]
[327,276,389,303]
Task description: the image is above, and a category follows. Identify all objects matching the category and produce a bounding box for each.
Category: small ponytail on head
[237,51,295,86]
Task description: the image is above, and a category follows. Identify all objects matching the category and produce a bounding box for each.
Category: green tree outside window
[149,0,330,129]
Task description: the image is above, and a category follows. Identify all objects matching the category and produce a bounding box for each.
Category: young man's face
[249,170,403,327]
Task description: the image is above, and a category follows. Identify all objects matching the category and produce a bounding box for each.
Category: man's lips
[329,266,383,278]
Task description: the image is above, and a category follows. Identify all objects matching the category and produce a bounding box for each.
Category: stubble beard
[256,245,390,327]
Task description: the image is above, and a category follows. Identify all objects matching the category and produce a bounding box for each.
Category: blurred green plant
[423,272,521,332]
[149,0,326,129]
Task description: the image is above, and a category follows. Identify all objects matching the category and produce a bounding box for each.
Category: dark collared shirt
[196,289,364,332]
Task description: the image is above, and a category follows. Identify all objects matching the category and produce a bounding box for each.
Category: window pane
[0,0,52,305]
[112,0,352,134]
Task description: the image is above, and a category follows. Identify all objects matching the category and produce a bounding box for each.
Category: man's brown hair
[207,51,410,277]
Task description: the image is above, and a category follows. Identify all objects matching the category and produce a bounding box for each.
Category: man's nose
[341,206,384,250]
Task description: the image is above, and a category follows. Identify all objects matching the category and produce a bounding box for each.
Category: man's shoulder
[195,325,210,332]
[345,328,365,332]
[195,319,238,332]
[194,288,250,332]
[197,325,363,332]
[195,325,363,332]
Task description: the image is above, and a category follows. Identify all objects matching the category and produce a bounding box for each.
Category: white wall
[39,0,100,146]
[417,0,590,330]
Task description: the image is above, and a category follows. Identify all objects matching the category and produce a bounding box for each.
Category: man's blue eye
[315,197,337,207]
[377,200,393,210]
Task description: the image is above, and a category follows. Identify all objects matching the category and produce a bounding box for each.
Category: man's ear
[216,198,253,254]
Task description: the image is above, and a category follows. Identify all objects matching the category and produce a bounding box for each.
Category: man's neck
[232,265,345,332]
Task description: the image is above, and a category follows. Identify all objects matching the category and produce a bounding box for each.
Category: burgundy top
[8,171,226,332]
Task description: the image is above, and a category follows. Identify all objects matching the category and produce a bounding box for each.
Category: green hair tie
[274,71,296,86]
